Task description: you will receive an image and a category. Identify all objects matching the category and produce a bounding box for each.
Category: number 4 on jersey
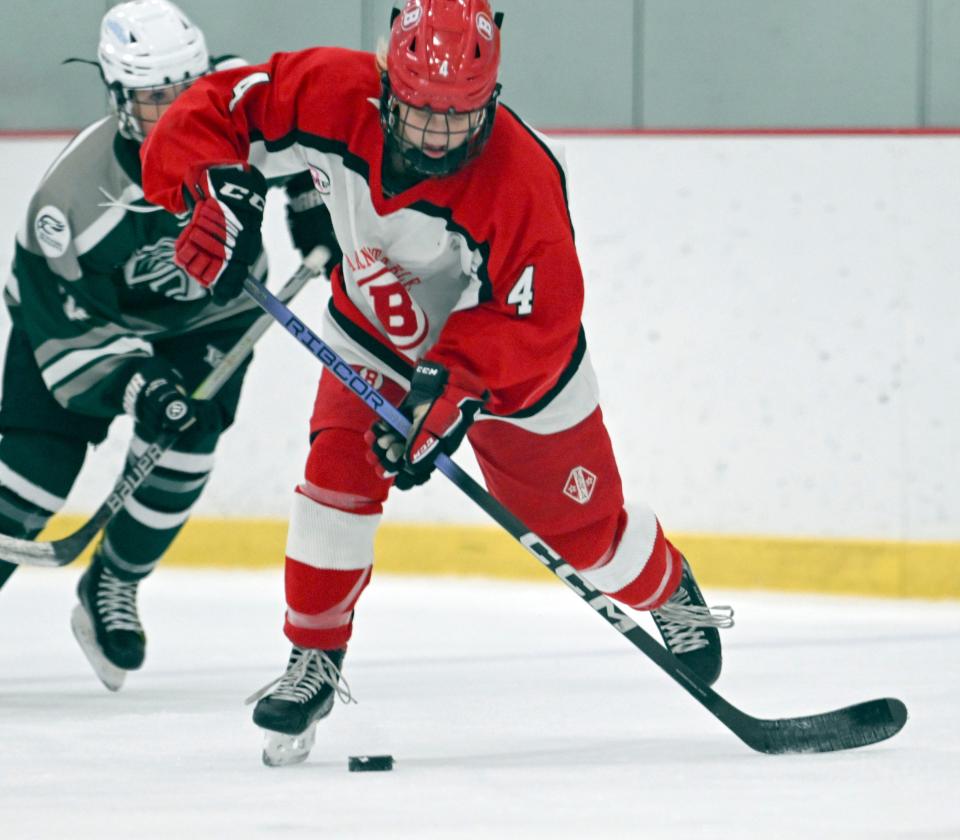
[507,266,535,316]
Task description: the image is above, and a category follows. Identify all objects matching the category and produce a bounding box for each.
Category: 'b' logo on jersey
[358,368,384,389]
[358,267,429,356]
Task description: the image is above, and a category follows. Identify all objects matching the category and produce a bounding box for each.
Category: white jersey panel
[247,140,488,363]
[248,139,307,184]
[475,348,600,434]
[310,150,482,361]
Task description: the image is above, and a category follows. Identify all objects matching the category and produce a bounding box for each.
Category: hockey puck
[348,755,394,772]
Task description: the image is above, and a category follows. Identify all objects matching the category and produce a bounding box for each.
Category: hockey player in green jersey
[0,0,271,691]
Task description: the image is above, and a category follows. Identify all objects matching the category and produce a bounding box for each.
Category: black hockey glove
[122,357,222,440]
[175,164,267,303]
[365,361,488,491]
[285,171,342,275]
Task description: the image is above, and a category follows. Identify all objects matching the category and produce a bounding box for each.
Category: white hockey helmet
[98,0,210,141]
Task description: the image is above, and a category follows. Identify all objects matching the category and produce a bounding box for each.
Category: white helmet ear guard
[96,0,210,141]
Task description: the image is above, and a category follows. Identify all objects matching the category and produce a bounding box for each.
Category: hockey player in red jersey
[141,0,733,765]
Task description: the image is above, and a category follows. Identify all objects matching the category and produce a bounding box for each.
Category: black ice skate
[247,646,354,767]
[651,557,733,686]
[70,552,146,692]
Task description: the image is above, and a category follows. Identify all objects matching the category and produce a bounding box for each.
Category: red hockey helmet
[380,0,502,177]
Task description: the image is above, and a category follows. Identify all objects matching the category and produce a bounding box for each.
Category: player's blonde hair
[376,39,388,74]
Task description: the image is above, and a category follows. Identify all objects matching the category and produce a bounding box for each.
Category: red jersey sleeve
[423,117,584,417]
[140,48,366,212]
[425,234,584,416]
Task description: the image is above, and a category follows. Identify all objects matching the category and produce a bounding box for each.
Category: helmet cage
[97,0,209,142]
[107,75,202,143]
[380,72,501,177]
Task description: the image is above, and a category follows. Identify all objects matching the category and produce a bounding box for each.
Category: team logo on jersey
[476,12,494,41]
[358,367,384,389]
[309,165,332,196]
[564,467,597,505]
[356,263,430,355]
[401,4,422,30]
[124,238,208,302]
[34,205,71,259]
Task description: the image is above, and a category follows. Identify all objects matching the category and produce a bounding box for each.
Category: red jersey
[141,47,585,417]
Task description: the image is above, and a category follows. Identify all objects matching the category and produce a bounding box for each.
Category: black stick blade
[737,697,908,755]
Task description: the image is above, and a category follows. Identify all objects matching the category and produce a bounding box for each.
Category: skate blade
[261,724,317,767]
[70,604,126,692]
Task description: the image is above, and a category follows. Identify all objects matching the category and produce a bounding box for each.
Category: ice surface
[0,569,957,839]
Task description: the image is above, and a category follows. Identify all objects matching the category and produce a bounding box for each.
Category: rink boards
[39,515,960,599]
[3,134,959,601]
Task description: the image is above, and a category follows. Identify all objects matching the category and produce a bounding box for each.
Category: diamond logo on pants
[564,467,597,504]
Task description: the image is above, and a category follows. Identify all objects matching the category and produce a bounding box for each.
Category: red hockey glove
[122,357,222,441]
[175,164,267,303]
[366,361,489,490]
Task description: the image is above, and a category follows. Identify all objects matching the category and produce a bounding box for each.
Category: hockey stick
[243,275,908,755]
[0,252,327,570]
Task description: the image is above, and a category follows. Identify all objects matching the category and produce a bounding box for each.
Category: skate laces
[95,567,143,634]
[654,587,735,654]
[244,648,356,707]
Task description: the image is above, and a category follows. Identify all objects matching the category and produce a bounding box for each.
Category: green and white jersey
[6,114,267,418]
